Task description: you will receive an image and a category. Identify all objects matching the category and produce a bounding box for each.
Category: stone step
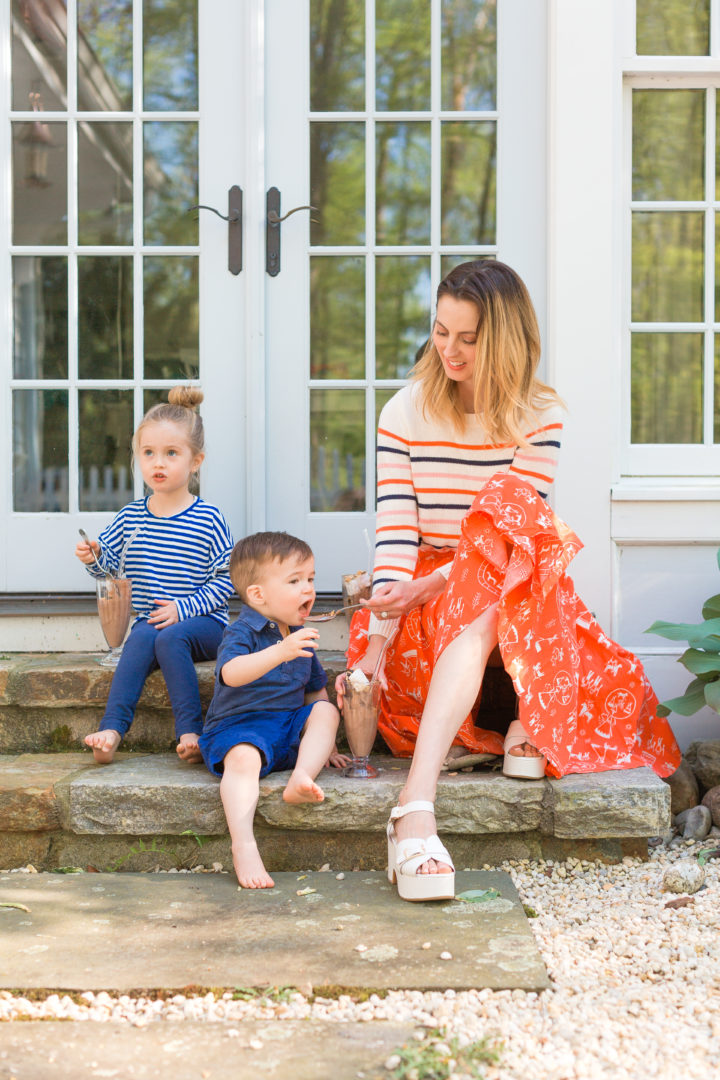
[0,750,670,872]
[0,651,518,753]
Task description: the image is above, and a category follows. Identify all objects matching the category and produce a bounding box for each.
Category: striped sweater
[369,385,563,637]
[88,497,235,626]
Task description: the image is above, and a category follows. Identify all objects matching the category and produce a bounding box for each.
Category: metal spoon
[78,529,108,576]
[305,602,368,622]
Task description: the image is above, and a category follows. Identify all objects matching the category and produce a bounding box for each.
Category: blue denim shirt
[203,604,327,730]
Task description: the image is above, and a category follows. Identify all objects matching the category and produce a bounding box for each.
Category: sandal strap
[388,800,435,822]
[504,719,542,754]
[395,835,454,876]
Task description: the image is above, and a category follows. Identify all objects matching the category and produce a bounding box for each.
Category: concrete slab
[0,1019,417,1080]
[0,870,549,993]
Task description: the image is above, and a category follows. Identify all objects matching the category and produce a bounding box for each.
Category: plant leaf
[645,617,720,648]
[704,679,720,712]
[702,593,720,620]
[679,648,720,674]
[697,846,720,867]
[455,888,500,903]
[658,682,708,717]
[0,902,30,911]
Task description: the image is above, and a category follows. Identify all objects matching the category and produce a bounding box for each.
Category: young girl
[75,386,234,765]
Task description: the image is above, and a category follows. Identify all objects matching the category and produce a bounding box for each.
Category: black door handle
[188,185,243,274]
[266,187,318,276]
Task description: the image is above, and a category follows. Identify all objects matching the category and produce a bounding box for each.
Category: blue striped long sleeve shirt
[88,497,235,625]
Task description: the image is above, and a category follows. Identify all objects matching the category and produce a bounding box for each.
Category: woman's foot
[387,800,455,901]
[232,839,274,889]
[176,733,203,763]
[283,769,325,804]
[503,719,546,779]
[393,804,452,875]
[84,729,121,764]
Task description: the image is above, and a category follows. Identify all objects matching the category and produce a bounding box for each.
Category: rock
[685,740,720,791]
[662,759,699,814]
[674,805,712,840]
[662,859,706,895]
[700,785,720,828]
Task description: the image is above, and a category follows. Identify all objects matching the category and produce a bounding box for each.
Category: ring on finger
[381,611,388,619]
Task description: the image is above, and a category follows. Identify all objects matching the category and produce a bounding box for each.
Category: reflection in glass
[12,120,67,245]
[78,258,133,379]
[633,90,704,202]
[311,123,365,245]
[440,253,493,280]
[375,388,397,429]
[79,390,134,511]
[78,0,132,111]
[310,257,365,379]
[11,0,67,110]
[441,121,496,245]
[442,0,496,110]
[144,0,198,110]
[13,389,68,511]
[144,122,198,245]
[144,257,199,380]
[632,212,703,323]
[376,123,430,245]
[310,0,364,111]
[311,389,365,511]
[636,0,709,56]
[375,257,431,379]
[631,333,702,443]
[13,257,67,379]
[78,122,133,245]
[376,0,430,111]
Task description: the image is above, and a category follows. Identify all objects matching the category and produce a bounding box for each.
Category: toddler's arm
[221,627,320,688]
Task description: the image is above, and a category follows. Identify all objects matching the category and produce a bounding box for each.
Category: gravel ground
[1,840,719,1080]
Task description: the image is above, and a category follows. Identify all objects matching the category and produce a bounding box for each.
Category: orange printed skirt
[346,474,681,779]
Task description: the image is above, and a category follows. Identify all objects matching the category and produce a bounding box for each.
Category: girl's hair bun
[168,385,204,410]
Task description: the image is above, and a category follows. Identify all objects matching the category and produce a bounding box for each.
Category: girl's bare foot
[233,840,274,889]
[176,733,203,763]
[84,729,121,764]
[282,769,325,804]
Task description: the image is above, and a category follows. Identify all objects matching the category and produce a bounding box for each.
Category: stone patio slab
[0,870,549,992]
[0,1020,418,1080]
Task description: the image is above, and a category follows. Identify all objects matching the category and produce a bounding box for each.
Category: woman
[339,260,681,903]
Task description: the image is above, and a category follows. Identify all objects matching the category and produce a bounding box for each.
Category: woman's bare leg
[393,603,499,874]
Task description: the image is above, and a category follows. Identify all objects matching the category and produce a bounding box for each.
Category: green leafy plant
[386,1030,501,1080]
[645,548,720,717]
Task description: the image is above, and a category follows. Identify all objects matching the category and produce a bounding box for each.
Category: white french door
[264,0,547,590]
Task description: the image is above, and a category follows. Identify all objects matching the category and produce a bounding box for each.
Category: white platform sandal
[386,800,455,902]
[502,719,546,780]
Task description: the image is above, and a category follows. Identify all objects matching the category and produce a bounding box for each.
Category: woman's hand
[366,572,447,619]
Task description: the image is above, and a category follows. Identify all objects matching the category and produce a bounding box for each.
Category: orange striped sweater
[368,384,563,637]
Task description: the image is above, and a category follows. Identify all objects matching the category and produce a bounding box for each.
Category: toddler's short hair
[230,532,313,601]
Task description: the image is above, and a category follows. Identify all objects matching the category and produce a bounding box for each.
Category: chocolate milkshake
[342,668,381,776]
[96,577,132,649]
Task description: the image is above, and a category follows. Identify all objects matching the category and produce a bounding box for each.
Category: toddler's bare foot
[84,729,121,764]
[282,769,325,804]
[176,733,203,763]
[233,840,274,889]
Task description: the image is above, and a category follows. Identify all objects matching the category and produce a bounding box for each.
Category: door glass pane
[13,389,69,511]
[12,120,67,244]
[442,0,496,110]
[78,257,134,379]
[144,121,198,244]
[441,252,493,279]
[441,120,496,244]
[310,256,365,379]
[376,122,431,245]
[79,389,134,511]
[633,90,704,202]
[375,256,431,379]
[13,257,68,379]
[11,0,67,111]
[143,0,199,111]
[143,257,199,379]
[632,212,704,323]
[631,333,703,443]
[310,122,365,245]
[636,0,710,56]
[375,0,430,111]
[311,389,365,511]
[78,122,133,245]
[310,0,364,111]
[77,0,133,111]
[715,338,720,443]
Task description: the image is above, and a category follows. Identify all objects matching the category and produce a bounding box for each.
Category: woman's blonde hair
[413,260,562,444]
[132,386,205,475]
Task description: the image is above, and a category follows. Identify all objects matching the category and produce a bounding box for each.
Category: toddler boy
[199,532,344,889]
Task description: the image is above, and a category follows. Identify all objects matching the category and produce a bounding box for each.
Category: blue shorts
[198,704,315,778]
